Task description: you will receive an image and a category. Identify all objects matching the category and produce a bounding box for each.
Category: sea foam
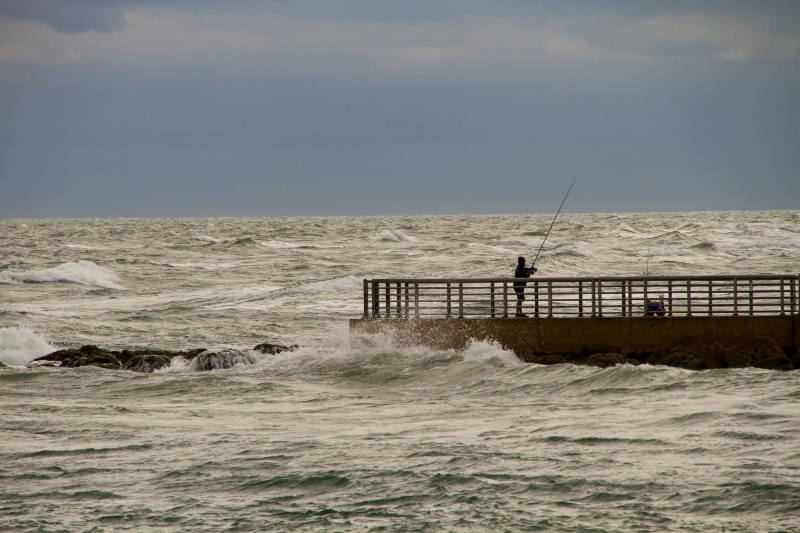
[0,261,124,290]
[0,327,57,366]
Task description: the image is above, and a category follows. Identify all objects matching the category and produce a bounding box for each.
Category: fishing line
[532,178,577,268]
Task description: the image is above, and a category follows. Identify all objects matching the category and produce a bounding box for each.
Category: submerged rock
[190,349,259,371]
[122,355,173,373]
[646,337,794,371]
[587,352,635,368]
[253,342,296,355]
[646,340,723,371]
[720,337,793,371]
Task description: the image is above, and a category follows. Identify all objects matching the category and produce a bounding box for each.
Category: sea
[1,211,799,532]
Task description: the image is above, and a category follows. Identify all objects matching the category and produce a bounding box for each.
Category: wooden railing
[362,275,799,319]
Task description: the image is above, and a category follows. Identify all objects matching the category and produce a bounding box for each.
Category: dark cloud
[0,0,127,33]
[1,1,799,218]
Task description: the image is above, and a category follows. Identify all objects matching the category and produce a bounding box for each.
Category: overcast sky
[1,0,799,218]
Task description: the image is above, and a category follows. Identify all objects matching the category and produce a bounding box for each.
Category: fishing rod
[531,177,577,268]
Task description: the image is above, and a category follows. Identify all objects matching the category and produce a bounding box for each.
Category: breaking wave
[0,261,124,290]
[0,327,58,366]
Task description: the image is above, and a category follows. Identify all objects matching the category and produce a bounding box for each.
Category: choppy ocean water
[1,211,799,532]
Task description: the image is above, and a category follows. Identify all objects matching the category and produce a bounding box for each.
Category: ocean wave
[0,260,124,290]
[0,327,58,366]
[467,242,516,254]
[260,240,339,249]
[369,230,419,243]
[158,338,518,380]
[193,235,233,244]
[64,244,103,250]
[541,242,596,259]
[168,263,233,270]
[211,275,364,308]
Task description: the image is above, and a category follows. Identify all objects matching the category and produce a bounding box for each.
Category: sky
[1,0,799,218]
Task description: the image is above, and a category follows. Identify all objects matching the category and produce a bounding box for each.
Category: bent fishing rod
[531,177,577,268]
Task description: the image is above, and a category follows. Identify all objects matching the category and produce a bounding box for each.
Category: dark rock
[190,349,258,371]
[253,342,296,355]
[587,352,628,368]
[30,345,122,370]
[116,348,206,366]
[790,349,800,371]
[122,355,173,373]
[527,353,566,365]
[721,338,794,371]
[180,348,207,359]
[646,339,724,370]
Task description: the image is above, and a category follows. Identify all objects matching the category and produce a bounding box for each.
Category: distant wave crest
[0,260,124,290]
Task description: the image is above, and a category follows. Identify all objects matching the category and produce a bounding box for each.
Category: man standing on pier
[514,256,537,317]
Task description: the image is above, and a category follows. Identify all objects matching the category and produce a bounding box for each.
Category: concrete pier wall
[350,315,798,359]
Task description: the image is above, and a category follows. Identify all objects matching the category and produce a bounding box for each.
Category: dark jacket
[514,264,534,288]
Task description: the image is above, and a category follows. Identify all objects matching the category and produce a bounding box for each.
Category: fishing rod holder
[362,275,799,319]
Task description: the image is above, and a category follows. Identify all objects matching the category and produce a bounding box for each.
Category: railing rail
[362,275,799,319]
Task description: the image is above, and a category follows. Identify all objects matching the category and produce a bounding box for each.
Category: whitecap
[0,261,124,290]
[0,327,58,366]
[192,235,235,244]
[64,244,101,250]
[260,240,304,249]
[368,230,419,243]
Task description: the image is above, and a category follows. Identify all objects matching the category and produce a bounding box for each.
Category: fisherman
[646,295,667,316]
[514,256,537,317]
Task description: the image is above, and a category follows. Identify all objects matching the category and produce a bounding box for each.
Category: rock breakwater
[27,342,296,373]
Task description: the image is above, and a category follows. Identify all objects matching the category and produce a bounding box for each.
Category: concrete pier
[350,314,798,367]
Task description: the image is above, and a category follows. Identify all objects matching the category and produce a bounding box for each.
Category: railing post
[414,283,419,318]
[591,279,597,317]
[534,281,540,317]
[458,282,464,318]
[372,281,379,317]
[363,279,368,318]
[446,282,452,318]
[503,281,509,318]
[404,282,409,318]
[395,283,401,317]
[667,280,673,316]
[620,280,626,317]
[708,279,713,316]
[733,278,739,316]
[686,279,692,316]
[780,277,785,315]
[490,282,496,318]
[547,281,553,317]
[628,280,633,316]
[385,282,390,317]
[749,279,754,315]
[643,278,648,316]
[598,279,603,317]
[578,281,584,317]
